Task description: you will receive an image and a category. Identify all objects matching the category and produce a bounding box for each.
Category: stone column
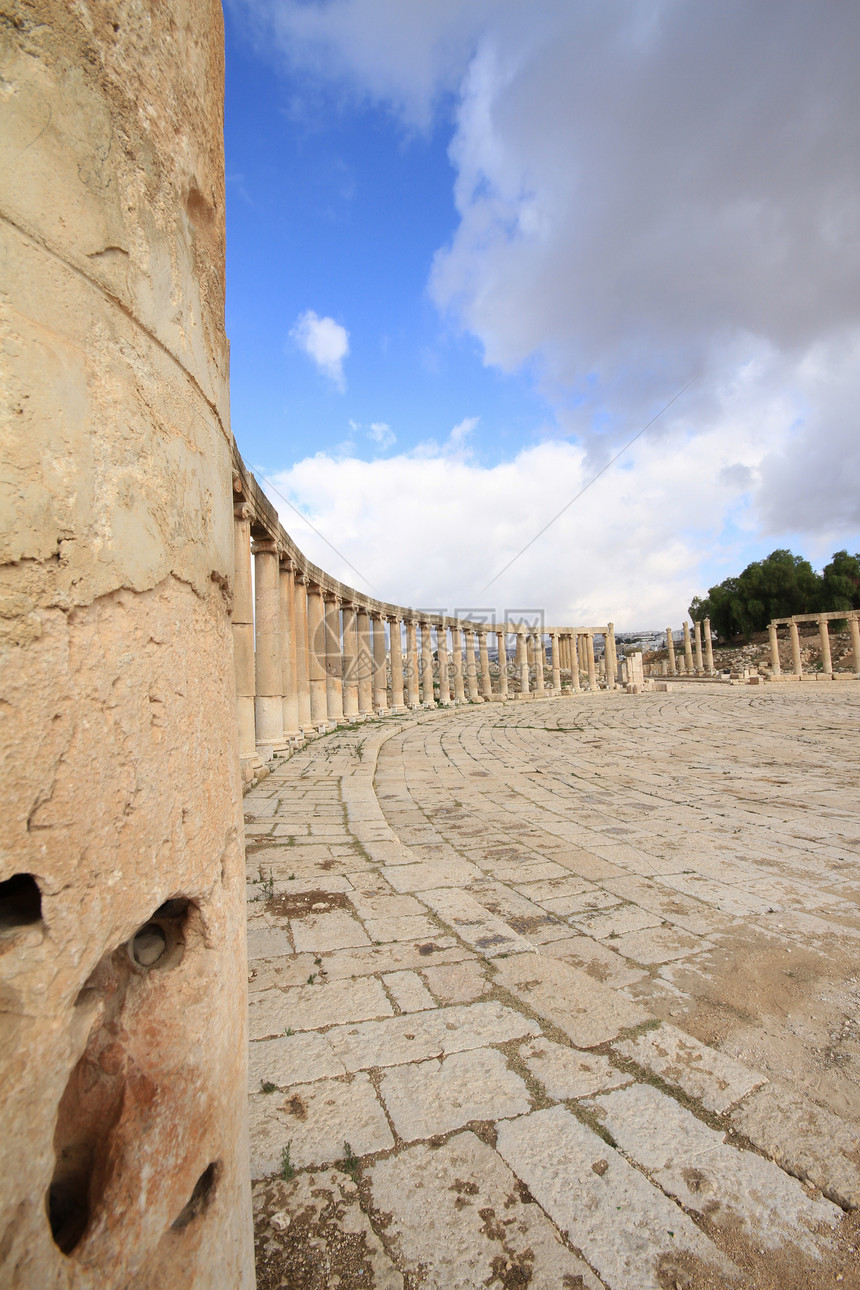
[586,633,597,689]
[306,584,328,726]
[437,624,451,705]
[534,634,546,694]
[768,622,781,677]
[389,617,405,709]
[253,537,283,748]
[405,619,421,707]
[517,629,530,695]
[294,574,312,730]
[693,620,704,674]
[497,629,509,699]
[818,616,833,676]
[790,621,802,676]
[280,558,300,736]
[232,507,256,764]
[551,632,561,690]
[703,617,715,674]
[571,632,582,691]
[464,628,479,701]
[683,622,693,673]
[342,604,359,718]
[452,624,466,702]
[479,629,492,700]
[420,620,435,705]
[850,614,860,676]
[372,614,388,710]
[324,593,344,723]
[604,623,617,690]
[666,628,676,675]
[357,608,373,715]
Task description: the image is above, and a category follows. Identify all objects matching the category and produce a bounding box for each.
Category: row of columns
[233,507,619,767]
[660,619,715,676]
[769,615,860,678]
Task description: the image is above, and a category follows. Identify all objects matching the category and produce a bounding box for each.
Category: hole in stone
[127,898,194,972]
[0,873,42,932]
[171,1161,219,1230]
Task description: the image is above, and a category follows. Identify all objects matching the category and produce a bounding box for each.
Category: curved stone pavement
[246,685,860,1288]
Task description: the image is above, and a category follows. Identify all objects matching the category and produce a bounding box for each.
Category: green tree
[688,548,830,641]
[820,550,860,611]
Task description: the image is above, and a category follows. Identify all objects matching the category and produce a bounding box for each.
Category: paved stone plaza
[244,685,860,1289]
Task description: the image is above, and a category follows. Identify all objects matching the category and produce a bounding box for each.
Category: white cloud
[243,1,860,606]
[290,310,350,389]
[368,421,396,449]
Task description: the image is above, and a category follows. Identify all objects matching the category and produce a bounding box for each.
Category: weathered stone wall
[0,2,253,1285]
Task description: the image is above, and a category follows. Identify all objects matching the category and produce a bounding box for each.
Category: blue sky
[222,1,860,628]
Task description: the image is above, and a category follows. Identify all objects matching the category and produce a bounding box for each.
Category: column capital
[233,501,253,522]
[251,536,278,556]
[324,589,340,604]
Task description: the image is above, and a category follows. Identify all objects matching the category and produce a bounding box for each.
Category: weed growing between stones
[260,1081,277,1094]
[281,1143,295,1181]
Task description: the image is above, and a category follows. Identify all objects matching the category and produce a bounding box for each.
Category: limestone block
[493,951,650,1047]
[379,1047,532,1140]
[368,1132,602,1290]
[612,1023,767,1114]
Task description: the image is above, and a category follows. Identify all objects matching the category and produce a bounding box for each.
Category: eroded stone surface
[379,1047,532,1140]
[613,1022,767,1113]
[367,1132,602,1289]
[493,951,650,1046]
[519,1037,633,1100]
[249,1074,394,1178]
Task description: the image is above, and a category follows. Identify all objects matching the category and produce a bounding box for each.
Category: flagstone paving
[247,685,860,1289]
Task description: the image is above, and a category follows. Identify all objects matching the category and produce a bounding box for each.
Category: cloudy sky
[223,0,860,629]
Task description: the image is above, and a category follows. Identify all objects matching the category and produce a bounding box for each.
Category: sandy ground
[244,684,860,1289]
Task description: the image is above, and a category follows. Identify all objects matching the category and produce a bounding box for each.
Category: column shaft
[605,622,617,690]
[420,622,435,705]
[703,617,714,674]
[464,629,479,700]
[253,538,283,745]
[497,630,508,699]
[294,576,312,729]
[790,621,802,676]
[437,626,451,705]
[405,620,421,707]
[452,626,466,702]
[683,621,694,673]
[693,620,703,674]
[389,617,405,709]
[850,615,860,675]
[586,632,597,689]
[342,605,359,718]
[324,595,344,722]
[666,627,676,675]
[534,634,545,693]
[819,617,833,675]
[479,631,492,700]
[551,632,561,690]
[306,585,328,725]
[768,622,781,676]
[372,615,388,710]
[571,632,581,691]
[357,609,373,714]
[280,560,300,735]
[232,510,256,761]
[517,630,530,694]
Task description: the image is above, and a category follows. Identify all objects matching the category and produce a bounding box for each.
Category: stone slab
[379,1048,532,1141]
[248,1073,394,1178]
[613,1023,767,1114]
[248,977,394,1040]
[493,951,650,1047]
[519,1037,633,1100]
[496,1105,731,1290]
[539,934,650,988]
[325,1000,540,1072]
[382,969,436,1012]
[384,858,484,891]
[420,888,536,956]
[572,904,662,939]
[610,924,714,965]
[290,908,372,953]
[731,1080,860,1209]
[248,1031,345,1091]
[367,1131,602,1290]
[592,1082,841,1257]
[421,960,491,1004]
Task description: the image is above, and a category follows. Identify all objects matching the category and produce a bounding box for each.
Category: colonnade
[232,454,619,779]
[651,619,716,677]
[767,611,860,678]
